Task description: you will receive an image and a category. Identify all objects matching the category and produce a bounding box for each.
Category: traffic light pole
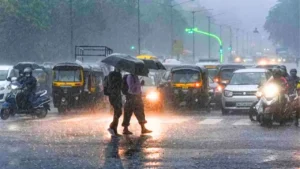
[208,16,211,58]
[192,11,195,62]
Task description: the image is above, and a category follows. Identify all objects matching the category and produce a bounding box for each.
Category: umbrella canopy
[14,62,44,71]
[101,53,149,76]
[136,54,157,60]
[141,59,166,70]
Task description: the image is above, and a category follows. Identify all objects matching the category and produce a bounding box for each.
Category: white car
[0,65,18,103]
[221,68,272,114]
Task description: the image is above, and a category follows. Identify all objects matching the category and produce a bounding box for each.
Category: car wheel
[221,107,228,115]
[1,109,10,120]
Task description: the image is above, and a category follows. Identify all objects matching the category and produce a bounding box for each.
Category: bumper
[222,95,258,110]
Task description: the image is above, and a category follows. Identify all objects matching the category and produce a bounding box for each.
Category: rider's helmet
[280,65,288,77]
[272,68,281,78]
[290,69,297,77]
[24,67,32,77]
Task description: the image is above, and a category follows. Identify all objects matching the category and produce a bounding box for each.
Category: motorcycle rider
[17,70,25,84]
[287,69,300,126]
[22,67,37,109]
[280,65,289,79]
[287,69,300,94]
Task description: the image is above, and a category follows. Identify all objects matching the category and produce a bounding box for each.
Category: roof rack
[75,46,113,61]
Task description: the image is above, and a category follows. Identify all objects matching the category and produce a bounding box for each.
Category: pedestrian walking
[122,73,152,135]
[106,68,123,136]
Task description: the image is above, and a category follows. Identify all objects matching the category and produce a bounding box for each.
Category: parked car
[221,68,272,114]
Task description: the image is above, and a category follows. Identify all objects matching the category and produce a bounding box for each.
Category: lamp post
[138,0,141,55]
[170,0,194,57]
[70,0,73,58]
[191,9,212,62]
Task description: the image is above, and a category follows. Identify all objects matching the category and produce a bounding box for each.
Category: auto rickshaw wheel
[58,107,67,114]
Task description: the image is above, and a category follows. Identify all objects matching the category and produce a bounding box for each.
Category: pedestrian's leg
[134,96,152,134]
[295,109,299,126]
[108,95,122,136]
[122,95,133,135]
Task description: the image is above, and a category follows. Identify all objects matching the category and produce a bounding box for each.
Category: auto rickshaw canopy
[136,54,157,60]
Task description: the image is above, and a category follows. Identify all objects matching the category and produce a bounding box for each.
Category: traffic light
[130,46,135,50]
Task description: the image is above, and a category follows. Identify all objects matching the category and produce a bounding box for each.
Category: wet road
[0,109,300,169]
[0,63,299,169]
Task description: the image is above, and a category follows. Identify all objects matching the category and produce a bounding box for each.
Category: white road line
[198,118,223,125]
[232,119,253,126]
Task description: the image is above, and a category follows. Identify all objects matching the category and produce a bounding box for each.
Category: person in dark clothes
[287,69,300,126]
[122,73,152,135]
[107,68,123,136]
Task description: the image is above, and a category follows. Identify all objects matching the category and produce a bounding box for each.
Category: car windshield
[0,70,8,80]
[230,72,267,85]
[172,70,200,83]
[53,70,81,82]
[220,69,236,80]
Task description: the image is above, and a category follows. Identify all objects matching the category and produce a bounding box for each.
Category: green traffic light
[130,46,135,50]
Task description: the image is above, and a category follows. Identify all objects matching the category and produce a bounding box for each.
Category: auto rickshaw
[52,62,103,114]
[159,65,209,109]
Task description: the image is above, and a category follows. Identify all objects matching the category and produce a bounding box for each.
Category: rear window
[207,69,217,78]
[172,70,200,83]
[220,69,236,80]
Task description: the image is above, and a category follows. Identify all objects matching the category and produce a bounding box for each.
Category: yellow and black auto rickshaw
[159,65,209,109]
[52,62,103,114]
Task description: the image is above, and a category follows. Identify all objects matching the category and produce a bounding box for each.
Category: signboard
[172,40,184,56]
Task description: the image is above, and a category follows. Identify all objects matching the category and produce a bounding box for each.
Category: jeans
[109,94,122,129]
[122,94,147,127]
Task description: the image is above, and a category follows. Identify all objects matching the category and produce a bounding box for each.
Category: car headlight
[224,90,233,97]
[263,83,279,98]
[146,91,159,101]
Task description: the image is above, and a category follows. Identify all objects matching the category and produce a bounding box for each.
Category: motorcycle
[255,83,296,126]
[0,79,51,120]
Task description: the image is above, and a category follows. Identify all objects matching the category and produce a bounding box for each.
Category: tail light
[194,83,201,88]
[214,78,219,83]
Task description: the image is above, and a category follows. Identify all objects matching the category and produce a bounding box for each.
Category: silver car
[221,68,272,114]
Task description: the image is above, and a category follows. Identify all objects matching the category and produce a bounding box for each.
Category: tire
[36,109,48,119]
[221,107,228,115]
[249,102,258,121]
[1,109,10,120]
[58,107,66,114]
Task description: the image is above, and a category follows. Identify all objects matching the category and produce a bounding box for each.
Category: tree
[264,0,300,55]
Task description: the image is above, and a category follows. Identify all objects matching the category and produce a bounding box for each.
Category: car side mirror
[141,80,145,86]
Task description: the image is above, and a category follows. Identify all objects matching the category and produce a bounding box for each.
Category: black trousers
[122,94,147,127]
[108,94,122,129]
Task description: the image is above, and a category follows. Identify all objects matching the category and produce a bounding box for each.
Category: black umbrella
[14,62,43,71]
[101,53,149,76]
[142,59,166,70]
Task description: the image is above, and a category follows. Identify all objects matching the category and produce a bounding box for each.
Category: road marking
[232,119,253,126]
[199,118,223,125]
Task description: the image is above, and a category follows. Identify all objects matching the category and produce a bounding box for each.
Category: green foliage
[264,0,299,54]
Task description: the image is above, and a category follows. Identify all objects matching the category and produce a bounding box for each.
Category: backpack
[103,75,110,96]
[122,74,129,95]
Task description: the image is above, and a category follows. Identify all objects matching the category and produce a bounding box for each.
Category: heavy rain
[0,0,300,168]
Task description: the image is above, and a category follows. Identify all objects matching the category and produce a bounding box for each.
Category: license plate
[236,102,252,107]
[182,89,188,93]
[182,86,188,89]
